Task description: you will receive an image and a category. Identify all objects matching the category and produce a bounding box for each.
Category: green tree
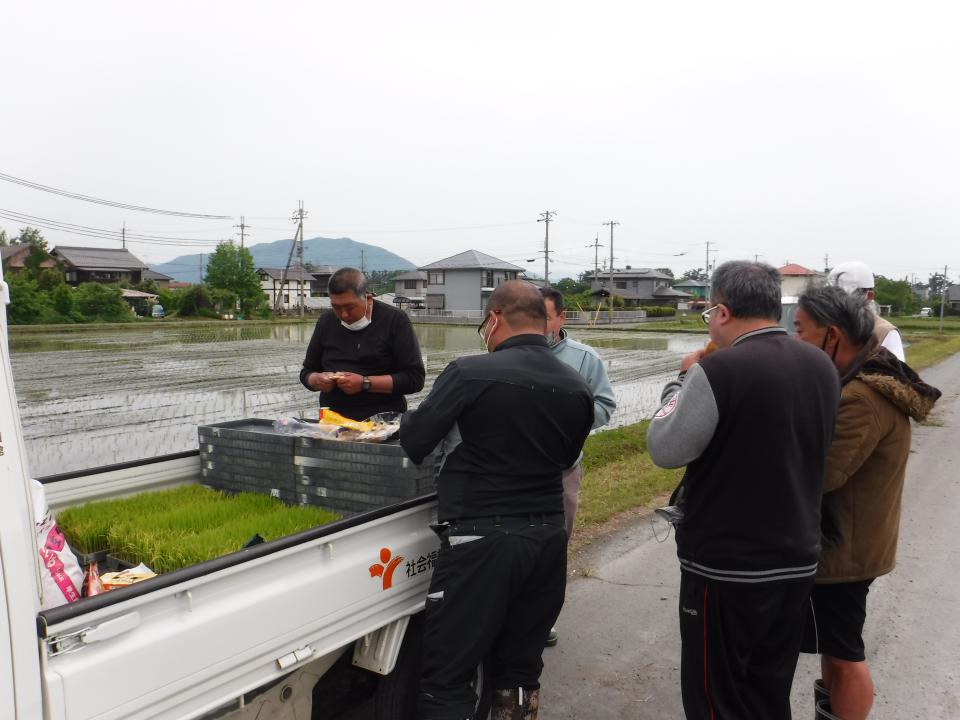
[554,277,589,295]
[74,283,130,321]
[680,268,709,282]
[36,267,66,292]
[13,227,48,252]
[51,284,80,321]
[6,274,54,324]
[0,229,8,246]
[874,276,919,315]
[654,267,675,278]
[178,285,216,317]
[157,287,184,315]
[204,242,264,315]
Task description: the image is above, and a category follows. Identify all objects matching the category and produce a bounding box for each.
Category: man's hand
[335,372,364,395]
[680,348,706,374]
[309,372,338,393]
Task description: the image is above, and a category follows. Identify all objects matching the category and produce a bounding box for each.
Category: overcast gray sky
[3,1,958,284]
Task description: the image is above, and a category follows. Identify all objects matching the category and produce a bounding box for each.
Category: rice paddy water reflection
[11,323,706,477]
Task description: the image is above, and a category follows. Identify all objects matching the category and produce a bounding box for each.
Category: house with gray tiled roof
[50,246,146,286]
[257,267,317,311]
[585,267,690,307]
[419,250,525,313]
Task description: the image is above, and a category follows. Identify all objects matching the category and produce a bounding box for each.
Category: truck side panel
[40,500,439,720]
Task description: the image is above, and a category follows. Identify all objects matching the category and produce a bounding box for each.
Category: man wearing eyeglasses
[400,280,594,720]
[647,261,841,719]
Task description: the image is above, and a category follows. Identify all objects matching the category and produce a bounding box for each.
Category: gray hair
[798,285,874,346]
[710,261,781,321]
[328,267,367,297]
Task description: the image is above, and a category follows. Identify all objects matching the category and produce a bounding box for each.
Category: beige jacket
[818,348,940,583]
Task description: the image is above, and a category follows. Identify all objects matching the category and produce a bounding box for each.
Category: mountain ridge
[152,237,416,284]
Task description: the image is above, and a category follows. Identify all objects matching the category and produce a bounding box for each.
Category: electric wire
[0,172,233,219]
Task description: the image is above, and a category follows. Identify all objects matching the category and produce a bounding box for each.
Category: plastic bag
[272,411,401,443]
[32,481,84,608]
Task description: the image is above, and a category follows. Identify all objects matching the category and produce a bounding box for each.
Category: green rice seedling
[61,485,340,573]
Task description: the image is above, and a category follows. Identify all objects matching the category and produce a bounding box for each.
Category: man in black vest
[400,280,593,720]
[300,267,425,420]
[647,261,840,719]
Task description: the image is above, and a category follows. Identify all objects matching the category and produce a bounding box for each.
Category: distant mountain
[151,237,416,284]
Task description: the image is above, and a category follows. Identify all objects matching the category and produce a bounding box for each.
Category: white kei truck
[0,268,489,720]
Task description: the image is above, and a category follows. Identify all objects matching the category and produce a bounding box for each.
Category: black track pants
[418,517,567,720]
[679,571,814,720]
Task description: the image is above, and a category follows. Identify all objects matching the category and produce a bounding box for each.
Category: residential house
[143,269,174,288]
[309,265,336,296]
[672,278,709,300]
[51,246,146,286]
[258,267,316,311]
[1,244,58,274]
[949,285,960,310]
[392,271,428,308]
[778,263,823,298]
[419,250,524,313]
[585,267,689,307]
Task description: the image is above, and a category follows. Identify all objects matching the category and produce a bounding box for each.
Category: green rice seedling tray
[56,485,339,574]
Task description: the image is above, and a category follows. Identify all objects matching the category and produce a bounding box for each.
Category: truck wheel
[373,613,491,720]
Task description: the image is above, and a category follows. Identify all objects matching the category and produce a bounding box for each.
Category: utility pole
[587,234,604,284]
[603,220,619,322]
[537,211,557,285]
[234,216,248,248]
[824,253,830,272]
[704,241,714,295]
[295,202,307,318]
[199,253,204,283]
[122,222,126,249]
[360,249,366,275]
[939,264,949,335]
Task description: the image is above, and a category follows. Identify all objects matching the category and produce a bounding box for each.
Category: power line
[0,172,233,219]
[0,208,225,246]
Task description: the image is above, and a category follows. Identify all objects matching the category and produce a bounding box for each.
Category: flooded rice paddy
[9,323,705,477]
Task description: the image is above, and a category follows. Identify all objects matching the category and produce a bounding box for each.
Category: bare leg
[821,655,874,720]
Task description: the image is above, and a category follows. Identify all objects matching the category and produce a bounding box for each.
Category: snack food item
[101,568,157,590]
[319,408,376,433]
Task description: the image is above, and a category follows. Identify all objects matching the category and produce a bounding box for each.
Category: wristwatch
[361,376,371,392]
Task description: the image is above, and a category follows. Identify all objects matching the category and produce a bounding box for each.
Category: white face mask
[342,316,371,331]
[341,298,373,331]
[482,316,499,352]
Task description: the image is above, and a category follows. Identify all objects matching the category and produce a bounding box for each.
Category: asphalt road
[540,351,960,719]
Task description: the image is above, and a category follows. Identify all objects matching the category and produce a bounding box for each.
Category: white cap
[827,261,874,294]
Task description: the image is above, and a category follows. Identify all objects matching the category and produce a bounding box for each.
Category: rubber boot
[814,679,831,719]
[816,698,842,719]
[491,687,540,720]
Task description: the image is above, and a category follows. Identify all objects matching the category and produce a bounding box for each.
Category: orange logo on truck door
[369,547,404,590]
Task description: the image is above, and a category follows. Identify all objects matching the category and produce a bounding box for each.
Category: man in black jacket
[647,261,841,719]
[400,280,593,720]
[300,268,425,420]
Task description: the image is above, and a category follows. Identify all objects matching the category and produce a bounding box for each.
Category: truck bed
[35,452,440,720]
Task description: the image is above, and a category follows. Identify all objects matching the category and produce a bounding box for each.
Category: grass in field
[57,485,339,573]
[905,334,960,371]
[576,421,683,530]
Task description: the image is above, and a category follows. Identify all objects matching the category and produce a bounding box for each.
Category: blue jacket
[551,329,616,430]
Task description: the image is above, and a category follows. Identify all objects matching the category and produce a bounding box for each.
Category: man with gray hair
[827,260,905,361]
[647,261,841,719]
[794,284,939,720]
[300,267,425,420]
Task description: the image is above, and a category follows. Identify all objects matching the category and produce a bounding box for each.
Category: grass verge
[576,421,682,531]
[905,334,960,371]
